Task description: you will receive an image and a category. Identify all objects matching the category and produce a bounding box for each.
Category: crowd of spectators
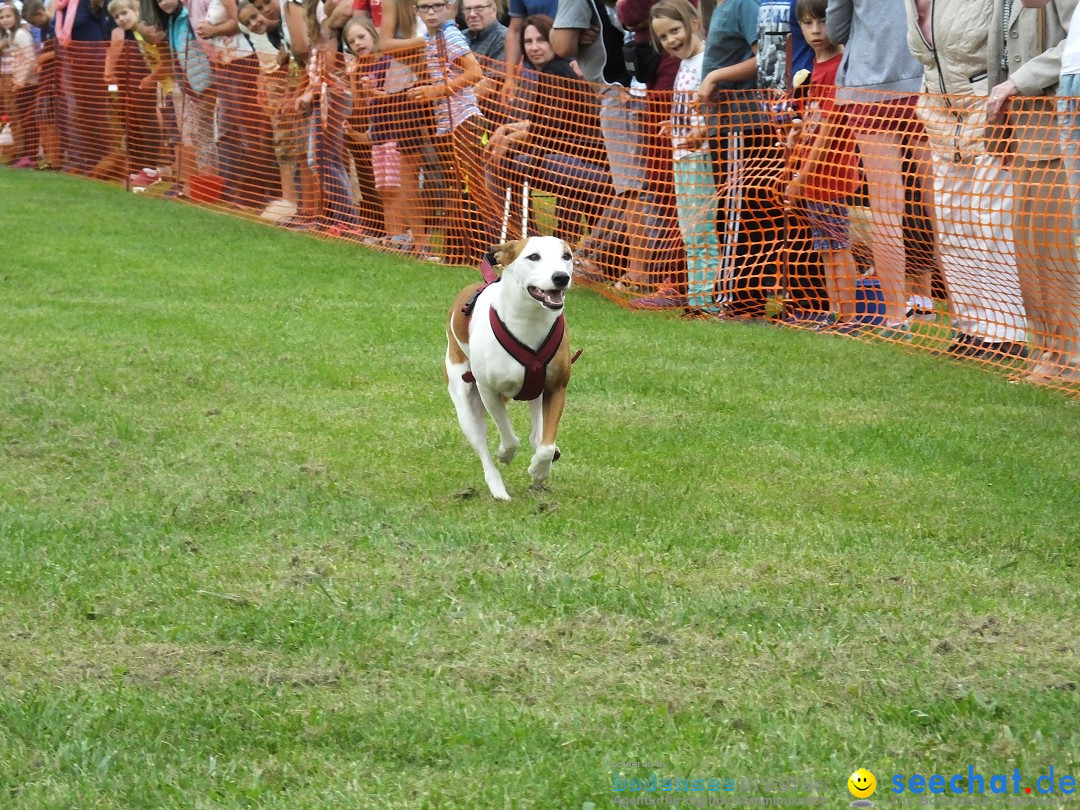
[1,0,1079,382]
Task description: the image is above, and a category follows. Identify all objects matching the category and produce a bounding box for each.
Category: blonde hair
[108,0,139,16]
[389,0,419,38]
[648,0,701,52]
[343,14,380,54]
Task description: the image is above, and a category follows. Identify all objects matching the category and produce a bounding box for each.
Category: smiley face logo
[848,768,877,799]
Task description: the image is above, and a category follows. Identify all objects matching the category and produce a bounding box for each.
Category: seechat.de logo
[848,768,876,807]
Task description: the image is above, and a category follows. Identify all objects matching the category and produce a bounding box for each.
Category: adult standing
[905,0,1028,359]
[54,0,114,173]
[827,0,932,330]
[991,0,1080,381]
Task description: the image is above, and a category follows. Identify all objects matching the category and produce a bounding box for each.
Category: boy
[784,0,860,329]
[105,0,162,182]
[237,0,300,221]
[21,0,56,167]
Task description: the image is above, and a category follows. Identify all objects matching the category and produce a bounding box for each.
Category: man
[465,0,507,62]
[465,0,507,118]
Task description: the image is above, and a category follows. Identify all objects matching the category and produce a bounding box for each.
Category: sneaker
[781,309,832,327]
[948,334,1028,360]
[630,286,687,309]
[11,156,36,169]
[128,167,161,187]
[162,184,188,199]
[873,322,911,341]
[905,295,934,319]
[388,233,414,251]
[818,320,869,336]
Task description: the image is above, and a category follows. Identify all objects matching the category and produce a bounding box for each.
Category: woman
[486,14,612,242]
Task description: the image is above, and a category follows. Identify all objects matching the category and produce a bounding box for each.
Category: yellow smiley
[848,768,877,799]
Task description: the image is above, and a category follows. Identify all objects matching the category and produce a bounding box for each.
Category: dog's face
[494,237,574,311]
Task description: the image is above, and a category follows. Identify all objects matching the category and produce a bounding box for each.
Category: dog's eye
[527,253,541,261]
[562,252,572,261]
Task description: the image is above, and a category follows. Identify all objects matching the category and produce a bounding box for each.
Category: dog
[444,237,575,501]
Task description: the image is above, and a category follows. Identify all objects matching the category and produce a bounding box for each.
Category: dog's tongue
[543,289,565,306]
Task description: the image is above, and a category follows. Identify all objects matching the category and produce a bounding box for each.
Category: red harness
[459,260,580,401]
[489,306,566,401]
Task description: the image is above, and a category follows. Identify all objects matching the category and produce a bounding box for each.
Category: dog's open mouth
[528,286,566,310]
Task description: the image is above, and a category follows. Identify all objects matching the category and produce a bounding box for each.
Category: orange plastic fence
[6,39,1080,393]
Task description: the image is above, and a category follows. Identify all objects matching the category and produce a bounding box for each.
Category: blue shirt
[508,0,558,18]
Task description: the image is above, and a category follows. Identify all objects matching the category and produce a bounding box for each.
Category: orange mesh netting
[11,39,1080,392]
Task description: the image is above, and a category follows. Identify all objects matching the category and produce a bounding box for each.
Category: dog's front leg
[448,372,511,501]
[527,396,544,451]
[528,385,565,486]
[478,387,520,466]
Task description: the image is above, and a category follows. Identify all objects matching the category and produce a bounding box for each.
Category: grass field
[1,170,1078,809]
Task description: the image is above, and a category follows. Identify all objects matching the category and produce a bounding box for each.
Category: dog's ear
[492,239,528,268]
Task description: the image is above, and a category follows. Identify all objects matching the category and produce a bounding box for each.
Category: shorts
[803,199,851,251]
[372,140,402,189]
[842,95,927,144]
[263,72,303,165]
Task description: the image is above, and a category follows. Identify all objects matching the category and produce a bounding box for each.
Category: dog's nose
[552,272,571,289]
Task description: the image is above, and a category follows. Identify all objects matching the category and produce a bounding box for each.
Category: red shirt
[803,52,858,201]
[352,0,382,28]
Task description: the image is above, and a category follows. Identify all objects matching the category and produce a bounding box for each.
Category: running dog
[444,237,575,501]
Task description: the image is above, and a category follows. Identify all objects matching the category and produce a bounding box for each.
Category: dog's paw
[528,444,558,484]
[485,472,512,501]
[496,439,519,465]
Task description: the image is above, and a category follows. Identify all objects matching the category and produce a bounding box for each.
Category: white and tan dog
[444,237,575,501]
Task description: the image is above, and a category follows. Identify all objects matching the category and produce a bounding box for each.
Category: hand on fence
[986,79,1018,122]
[407,83,445,103]
[674,125,708,153]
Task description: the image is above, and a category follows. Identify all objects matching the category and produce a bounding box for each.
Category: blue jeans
[308,88,360,229]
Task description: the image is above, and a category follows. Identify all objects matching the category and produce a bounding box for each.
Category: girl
[650,0,722,315]
[410,0,501,261]
[152,0,218,198]
[295,0,362,234]
[379,0,424,53]
[0,1,39,168]
[344,15,429,254]
[237,0,299,219]
[105,0,162,177]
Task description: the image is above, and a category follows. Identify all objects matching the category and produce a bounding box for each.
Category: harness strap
[490,306,565,401]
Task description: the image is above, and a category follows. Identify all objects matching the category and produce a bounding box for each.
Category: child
[411,0,501,262]
[295,0,363,234]
[152,0,218,198]
[344,15,429,253]
[22,0,58,168]
[695,0,778,318]
[784,0,859,329]
[1,1,39,167]
[105,0,162,179]
[237,0,300,220]
[650,0,722,316]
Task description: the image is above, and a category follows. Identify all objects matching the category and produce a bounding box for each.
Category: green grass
[1,170,1078,809]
